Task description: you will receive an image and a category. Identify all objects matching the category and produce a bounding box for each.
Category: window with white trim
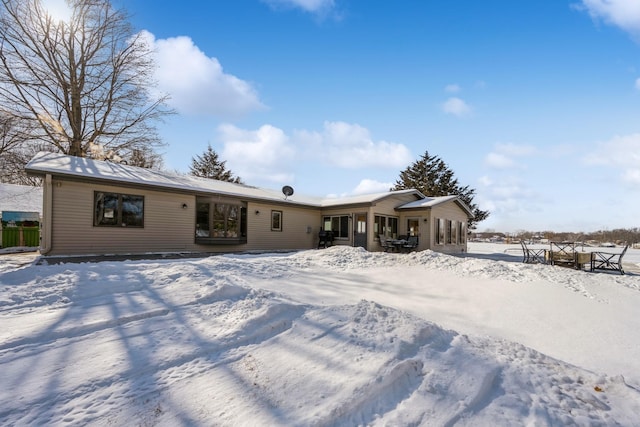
[271,210,283,231]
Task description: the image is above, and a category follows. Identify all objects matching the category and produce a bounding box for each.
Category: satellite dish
[282,185,294,199]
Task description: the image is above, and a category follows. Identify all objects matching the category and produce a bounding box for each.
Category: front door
[407,218,420,237]
[354,213,367,249]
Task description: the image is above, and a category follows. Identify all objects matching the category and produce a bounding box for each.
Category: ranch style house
[25,152,473,257]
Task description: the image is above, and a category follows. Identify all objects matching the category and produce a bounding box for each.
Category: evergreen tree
[190,145,242,183]
[393,150,489,230]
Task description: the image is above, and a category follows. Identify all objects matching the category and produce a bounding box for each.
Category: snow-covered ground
[1,243,640,426]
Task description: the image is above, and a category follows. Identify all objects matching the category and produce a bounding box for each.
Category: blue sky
[62,1,640,232]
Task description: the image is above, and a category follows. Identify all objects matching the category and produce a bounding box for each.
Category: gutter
[39,174,52,255]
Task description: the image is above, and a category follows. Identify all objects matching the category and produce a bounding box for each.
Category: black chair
[378,234,392,252]
[520,241,546,264]
[402,236,419,251]
[591,245,628,275]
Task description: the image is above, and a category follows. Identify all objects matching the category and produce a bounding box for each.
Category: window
[271,210,283,231]
[450,220,458,245]
[435,218,445,245]
[196,203,210,237]
[213,204,240,237]
[195,199,247,242]
[458,222,466,244]
[94,192,144,227]
[323,215,349,238]
[374,215,398,239]
[407,218,420,237]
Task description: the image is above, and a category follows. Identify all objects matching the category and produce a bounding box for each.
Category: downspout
[40,174,53,255]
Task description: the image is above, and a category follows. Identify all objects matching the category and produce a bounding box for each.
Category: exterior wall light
[182,203,188,209]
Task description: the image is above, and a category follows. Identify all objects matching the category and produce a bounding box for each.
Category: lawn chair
[379,235,392,252]
[520,241,546,264]
[402,236,419,252]
[591,245,628,275]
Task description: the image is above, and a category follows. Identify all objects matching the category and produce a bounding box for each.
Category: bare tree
[0,111,25,156]
[0,143,47,185]
[0,0,172,164]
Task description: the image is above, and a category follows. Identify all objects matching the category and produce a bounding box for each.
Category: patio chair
[402,236,419,251]
[591,245,628,275]
[520,241,546,264]
[379,235,392,252]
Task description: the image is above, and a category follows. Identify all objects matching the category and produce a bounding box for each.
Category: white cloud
[215,121,411,187]
[141,31,265,117]
[351,179,393,195]
[583,133,640,166]
[476,175,542,224]
[622,168,640,184]
[579,0,640,39]
[494,143,537,157]
[484,153,516,169]
[262,0,335,13]
[442,97,472,117]
[583,133,640,189]
[219,124,296,184]
[484,143,536,169]
[294,121,413,168]
[444,84,461,93]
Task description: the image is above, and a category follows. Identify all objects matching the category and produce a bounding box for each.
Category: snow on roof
[0,183,43,215]
[25,152,422,208]
[319,189,422,207]
[398,195,474,217]
[26,152,324,206]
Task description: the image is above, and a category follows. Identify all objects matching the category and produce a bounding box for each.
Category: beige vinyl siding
[49,179,196,255]
[245,202,319,251]
[431,201,468,254]
[49,180,322,256]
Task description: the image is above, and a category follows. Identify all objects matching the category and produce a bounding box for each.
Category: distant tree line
[513,229,640,245]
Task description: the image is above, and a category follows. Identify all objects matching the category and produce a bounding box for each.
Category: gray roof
[25,152,432,209]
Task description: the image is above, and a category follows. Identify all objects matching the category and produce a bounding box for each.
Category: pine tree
[393,150,489,230]
[190,145,242,183]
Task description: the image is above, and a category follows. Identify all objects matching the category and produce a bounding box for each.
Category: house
[25,152,473,257]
